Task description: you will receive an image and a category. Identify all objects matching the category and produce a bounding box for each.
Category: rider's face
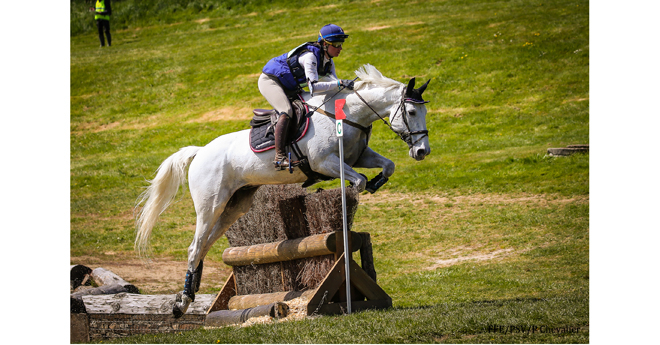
[326,43,342,58]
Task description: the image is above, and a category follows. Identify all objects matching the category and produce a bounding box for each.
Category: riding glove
[341,79,355,90]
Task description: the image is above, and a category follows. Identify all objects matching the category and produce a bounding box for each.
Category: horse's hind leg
[173,186,260,318]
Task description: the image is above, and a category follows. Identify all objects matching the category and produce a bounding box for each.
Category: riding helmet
[318,24,349,43]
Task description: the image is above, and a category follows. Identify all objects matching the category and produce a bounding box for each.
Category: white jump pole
[335,99,352,314]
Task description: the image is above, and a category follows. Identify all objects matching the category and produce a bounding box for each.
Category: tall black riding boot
[273,113,291,169]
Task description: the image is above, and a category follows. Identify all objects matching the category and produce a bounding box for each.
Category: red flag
[335,99,346,120]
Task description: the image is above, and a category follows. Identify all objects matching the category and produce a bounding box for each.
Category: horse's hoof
[173,304,185,318]
[366,172,388,193]
[172,293,192,318]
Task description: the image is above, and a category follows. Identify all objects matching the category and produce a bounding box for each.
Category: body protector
[262,42,333,93]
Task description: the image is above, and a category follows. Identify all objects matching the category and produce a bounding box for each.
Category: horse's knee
[383,161,395,177]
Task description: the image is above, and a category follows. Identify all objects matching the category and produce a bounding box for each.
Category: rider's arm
[299,52,340,96]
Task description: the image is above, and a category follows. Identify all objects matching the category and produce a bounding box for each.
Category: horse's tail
[134,146,201,257]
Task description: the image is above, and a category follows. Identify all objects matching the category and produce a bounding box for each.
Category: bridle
[354,87,429,149]
[306,81,429,149]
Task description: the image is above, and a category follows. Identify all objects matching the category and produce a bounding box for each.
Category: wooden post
[207,273,237,313]
[358,232,377,283]
[205,302,289,327]
[228,290,315,310]
[223,232,361,266]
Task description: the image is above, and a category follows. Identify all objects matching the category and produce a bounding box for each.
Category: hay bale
[224,185,359,295]
[305,187,359,235]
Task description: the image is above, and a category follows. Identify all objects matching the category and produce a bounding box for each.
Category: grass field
[70,0,589,343]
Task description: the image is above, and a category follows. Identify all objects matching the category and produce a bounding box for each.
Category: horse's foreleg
[173,186,260,318]
[315,155,368,192]
[353,147,395,193]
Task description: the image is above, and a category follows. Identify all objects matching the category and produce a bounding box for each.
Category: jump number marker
[335,99,346,137]
[334,98,351,314]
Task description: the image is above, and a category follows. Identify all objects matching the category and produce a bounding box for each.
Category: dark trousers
[96,19,111,46]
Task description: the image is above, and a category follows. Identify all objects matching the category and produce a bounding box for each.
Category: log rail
[222,231,362,266]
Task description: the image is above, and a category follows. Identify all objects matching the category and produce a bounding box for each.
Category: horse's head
[390,77,431,161]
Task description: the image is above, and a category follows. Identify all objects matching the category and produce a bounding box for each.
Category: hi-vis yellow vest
[95,0,110,21]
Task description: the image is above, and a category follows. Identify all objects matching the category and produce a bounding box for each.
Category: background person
[91,0,112,47]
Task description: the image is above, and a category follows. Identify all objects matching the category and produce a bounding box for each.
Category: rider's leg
[258,73,294,169]
[273,112,291,168]
[258,74,293,115]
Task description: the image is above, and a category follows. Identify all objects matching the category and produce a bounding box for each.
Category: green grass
[71,0,588,343]
[106,293,588,343]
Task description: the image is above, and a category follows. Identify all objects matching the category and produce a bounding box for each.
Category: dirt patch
[562,97,589,104]
[195,18,210,24]
[426,247,515,270]
[187,106,254,122]
[365,25,391,31]
[71,256,231,294]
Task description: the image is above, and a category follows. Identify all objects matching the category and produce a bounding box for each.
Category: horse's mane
[354,64,403,91]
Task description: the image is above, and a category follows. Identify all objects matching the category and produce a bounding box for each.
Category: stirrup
[273,160,290,170]
[274,154,290,170]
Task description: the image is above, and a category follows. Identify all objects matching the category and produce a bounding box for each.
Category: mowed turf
[70,0,588,343]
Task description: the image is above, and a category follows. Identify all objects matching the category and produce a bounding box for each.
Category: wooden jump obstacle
[208,230,391,316]
[547,144,589,156]
[207,184,391,317]
[71,185,390,342]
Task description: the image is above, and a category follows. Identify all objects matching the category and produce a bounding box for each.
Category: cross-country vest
[262,42,333,92]
[95,0,110,21]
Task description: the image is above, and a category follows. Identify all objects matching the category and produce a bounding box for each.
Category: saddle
[249,98,334,187]
[249,98,310,153]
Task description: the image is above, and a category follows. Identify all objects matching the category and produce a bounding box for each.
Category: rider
[259,24,355,169]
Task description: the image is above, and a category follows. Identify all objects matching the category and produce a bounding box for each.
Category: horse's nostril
[416,148,425,157]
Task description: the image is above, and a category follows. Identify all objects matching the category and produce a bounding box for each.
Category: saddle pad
[249,117,310,153]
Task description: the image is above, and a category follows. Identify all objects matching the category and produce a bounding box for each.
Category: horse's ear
[417,79,431,95]
[406,77,416,96]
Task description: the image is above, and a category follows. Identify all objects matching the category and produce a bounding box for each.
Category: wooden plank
[349,259,391,301]
[306,254,346,315]
[82,293,215,315]
[222,232,361,266]
[228,290,315,310]
[208,273,236,313]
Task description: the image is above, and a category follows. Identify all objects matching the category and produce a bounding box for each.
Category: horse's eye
[408,110,416,116]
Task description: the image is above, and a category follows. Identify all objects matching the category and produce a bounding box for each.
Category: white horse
[135,64,431,317]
